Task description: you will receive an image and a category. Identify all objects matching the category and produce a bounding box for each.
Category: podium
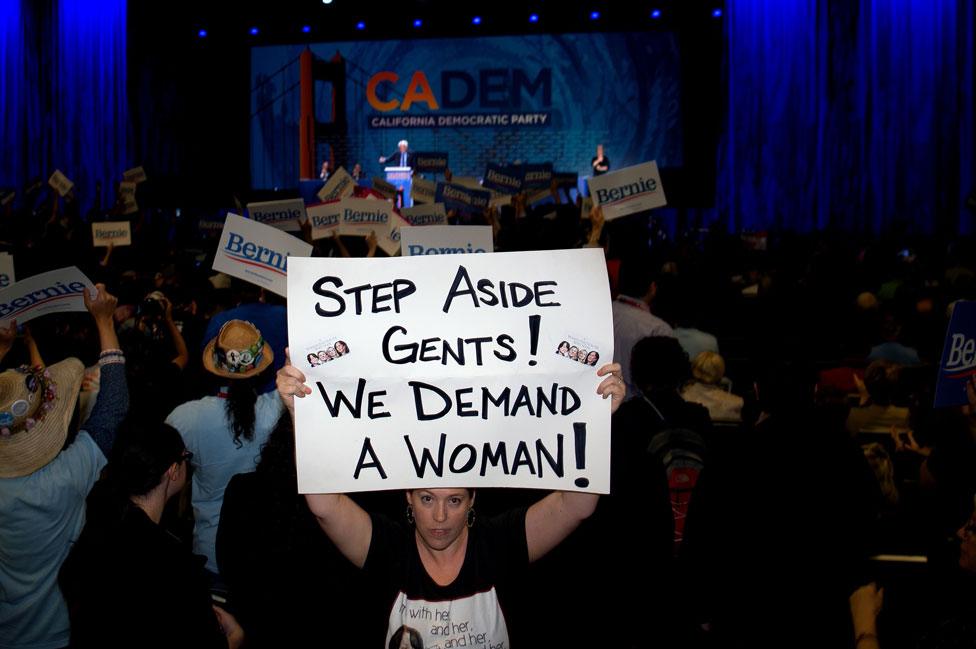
[384,166,413,208]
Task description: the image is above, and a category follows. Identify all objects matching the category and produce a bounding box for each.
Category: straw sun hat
[202,319,273,380]
[0,358,85,479]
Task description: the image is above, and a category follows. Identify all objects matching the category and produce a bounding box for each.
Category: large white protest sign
[0,266,95,325]
[92,221,132,247]
[287,248,613,494]
[0,254,14,288]
[411,177,436,204]
[307,201,342,240]
[212,213,312,297]
[122,166,147,184]
[586,160,667,221]
[48,170,74,197]
[339,197,394,237]
[247,198,307,232]
[401,203,447,227]
[317,167,356,202]
[401,225,493,257]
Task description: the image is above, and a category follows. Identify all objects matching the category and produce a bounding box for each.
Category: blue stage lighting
[712,8,723,18]
[651,9,661,19]
[249,27,259,35]
[356,21,366,30]
[590,11,600,20]
[529,13,539,23]
[302,25,311,33]
[197,29,207,37]
[472,16,482,25]
[413,18,422,28]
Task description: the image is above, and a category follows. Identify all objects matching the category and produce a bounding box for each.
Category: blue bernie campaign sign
[434,182,491,216]
[412,152,449,173]
[935,300,976,408]
[482,164,524,195]
[520,162,554,189]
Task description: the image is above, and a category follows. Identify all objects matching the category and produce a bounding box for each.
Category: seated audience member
[60,422,243,648]
[850,496,976,649]
[681,351,744,423]
[119,290,190,420]
[846,360,910,435]
[0,285,128,649]
[166,320,282,577]
[868,312,921,366]
[203,279,286,393]
[612,263,675,398]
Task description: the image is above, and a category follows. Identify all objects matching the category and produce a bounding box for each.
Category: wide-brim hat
[0,358,84,479]
[202,319,274,380]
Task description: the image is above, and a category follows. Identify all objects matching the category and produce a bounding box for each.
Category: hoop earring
[406,505,415,525]
[466,507,476,528]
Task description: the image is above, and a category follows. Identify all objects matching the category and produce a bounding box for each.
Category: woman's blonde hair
[691,351,725,385]
[862,442,899,506]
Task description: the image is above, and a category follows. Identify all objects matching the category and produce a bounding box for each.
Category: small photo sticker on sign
[555,337,602,367]
[304,339,352,368]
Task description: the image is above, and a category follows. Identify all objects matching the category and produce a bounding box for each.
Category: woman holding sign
[276,354,625,648]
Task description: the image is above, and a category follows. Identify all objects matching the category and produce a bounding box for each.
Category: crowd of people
[0,170,974,648]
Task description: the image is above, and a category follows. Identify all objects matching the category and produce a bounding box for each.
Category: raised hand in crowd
[298,215,313,245]
[332,230,352,258]
[159,293,190,369]
[99,241,114,268]
[587,204,605,247]
[213,605,245,649]
[0,319,16,362]
[849,582,883,649]
[276,349,312,419]
[366,230,378,257]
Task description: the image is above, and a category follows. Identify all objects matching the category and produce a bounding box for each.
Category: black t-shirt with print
[364,507,528,649]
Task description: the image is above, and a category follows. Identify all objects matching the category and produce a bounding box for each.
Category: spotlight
[302,25,311,33]
[472,16,482,25]
[651,9,661,19]
[712,8,723,18]
[356,21,366,30]
[249,27,259,35]
[413,18,422,28]
[590,11,600,20]
[197,29,207,37]
[529,13,539,23]
[322,0,333,4]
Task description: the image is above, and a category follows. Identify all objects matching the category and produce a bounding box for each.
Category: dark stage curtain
[0,0,128,213]
[718,0,974,234]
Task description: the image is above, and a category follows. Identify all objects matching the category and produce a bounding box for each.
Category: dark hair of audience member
[630,336,690,395]
[224,365,275,448]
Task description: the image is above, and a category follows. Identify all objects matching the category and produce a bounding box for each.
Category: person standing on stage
[591,144,610,176]
[319,160,331,181]
[379,140,413,168]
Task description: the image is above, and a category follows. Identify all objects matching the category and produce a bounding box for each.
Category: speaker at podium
[384,166,413,208]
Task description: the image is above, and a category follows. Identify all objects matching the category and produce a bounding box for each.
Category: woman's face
[586,351,598,365]
[577,349,587,363]
[569,347,578,360]
[336,342,348,354]
[558,343,569,356]
[318,351,329,362]
[308,354,320,366]
[407,488,473,552]
[326,348,338,359]
[958,511,976,574]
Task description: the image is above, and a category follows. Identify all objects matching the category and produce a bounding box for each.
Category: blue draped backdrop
[0,0,128,211]
[718,0,974,233]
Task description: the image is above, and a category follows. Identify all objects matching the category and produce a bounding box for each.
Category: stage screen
[251,32,682,190]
